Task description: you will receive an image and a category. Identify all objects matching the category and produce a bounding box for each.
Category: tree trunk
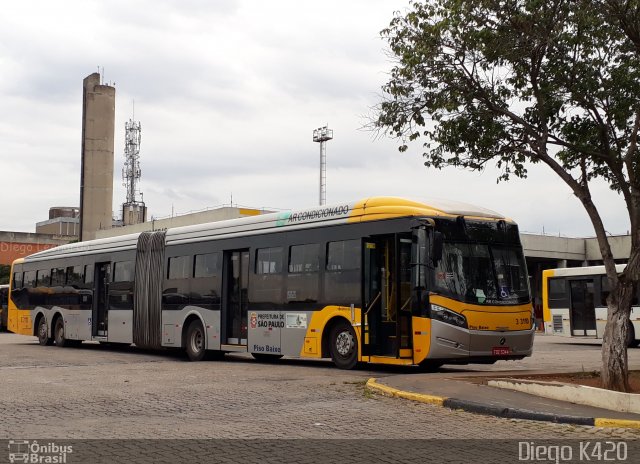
[601,298,630,391]
[601,273,635,392]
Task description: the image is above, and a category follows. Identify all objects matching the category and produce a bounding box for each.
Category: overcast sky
[0,0,629,237]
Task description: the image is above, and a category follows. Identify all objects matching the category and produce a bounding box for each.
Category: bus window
[287,244,320,303]
[326,240,359,271]
[256,247,283,274]
[492,246,529,298]
[51,268,66,286]
[289,244,320,273]
[12,272,23,289]
[113,261,134,283]
[84,265,94,285]
[111,261,134,311]
[194,253,220,278]
[167,256,190,280]
[191,252,221,310]
[549,278,569,308]
[66,266,84,287]
[23,271,36,288]
[253,248,284,305]
[36,270,51,287]
[165,256,191,310]
[434,243,494,302]
[325,240,360,304]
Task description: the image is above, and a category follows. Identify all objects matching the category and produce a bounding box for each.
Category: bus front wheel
[37,317,53,346]
[330,321,358,369]
[185,319,206,362]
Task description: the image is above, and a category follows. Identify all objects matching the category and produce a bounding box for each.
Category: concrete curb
[366,378,640,429]
[489,378,640,414]
[365,378,444,406]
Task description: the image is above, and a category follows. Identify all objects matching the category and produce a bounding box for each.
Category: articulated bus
[7,197,534,368]
[542,265,640,347]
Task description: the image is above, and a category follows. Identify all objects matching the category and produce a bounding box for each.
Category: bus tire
[185,319,206,362]
[251,353,283,362]
[54,317,67,348]
[37,316,53,346]
[329,320,358,369]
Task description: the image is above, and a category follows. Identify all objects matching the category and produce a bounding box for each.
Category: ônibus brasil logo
[8,440,73,464]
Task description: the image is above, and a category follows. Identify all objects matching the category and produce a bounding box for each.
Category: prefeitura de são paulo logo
[8,440,73,463]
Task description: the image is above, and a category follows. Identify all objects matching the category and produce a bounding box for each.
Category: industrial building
[35,207,80,237]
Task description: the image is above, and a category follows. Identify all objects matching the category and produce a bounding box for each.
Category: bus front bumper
[427,320,535,362]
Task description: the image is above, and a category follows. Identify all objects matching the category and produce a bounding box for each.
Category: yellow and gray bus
[542,265,639,347]
[7,197,534,368]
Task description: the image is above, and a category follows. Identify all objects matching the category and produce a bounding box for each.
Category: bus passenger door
[363,240,381,356]
[93,262,111,337]
[362,235,413,358]
[569,280,597,336]
[223,250,249,345]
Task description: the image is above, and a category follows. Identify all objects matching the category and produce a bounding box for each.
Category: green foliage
[376,0,640,391]
[376,0,640,188]
[0,265,9,285]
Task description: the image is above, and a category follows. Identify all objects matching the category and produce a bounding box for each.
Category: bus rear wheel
[185,319,206,362]
[330,321,358,369]
[37,317,53,346]
[54,318,67,348]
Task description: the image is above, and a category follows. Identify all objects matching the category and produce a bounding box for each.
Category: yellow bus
[542,265,639,347]
[8,197,534,368]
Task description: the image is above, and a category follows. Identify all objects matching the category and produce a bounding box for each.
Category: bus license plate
[492,347,510,356]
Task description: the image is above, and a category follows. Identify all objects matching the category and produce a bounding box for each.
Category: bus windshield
[433,242,529,305]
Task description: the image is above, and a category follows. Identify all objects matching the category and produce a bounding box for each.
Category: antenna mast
[121,110,146,225]
[123,119,141,204]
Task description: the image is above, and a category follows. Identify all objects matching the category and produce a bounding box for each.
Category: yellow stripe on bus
[542,269,555,324]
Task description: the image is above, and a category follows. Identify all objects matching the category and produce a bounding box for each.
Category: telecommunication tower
[313,125,333,206]
[121,117,146,225]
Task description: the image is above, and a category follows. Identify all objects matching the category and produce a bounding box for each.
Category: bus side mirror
[432,232,443,265]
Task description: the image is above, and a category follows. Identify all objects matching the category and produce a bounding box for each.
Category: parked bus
[7,197,534,368]
[542,265,640,347]
[0,284,8,331]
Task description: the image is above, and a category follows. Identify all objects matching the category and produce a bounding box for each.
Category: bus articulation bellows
[7,197,534,368]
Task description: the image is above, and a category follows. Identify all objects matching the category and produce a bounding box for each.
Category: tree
[375,0,640,391]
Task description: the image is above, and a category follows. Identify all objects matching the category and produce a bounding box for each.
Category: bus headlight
[430,304,468,329]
